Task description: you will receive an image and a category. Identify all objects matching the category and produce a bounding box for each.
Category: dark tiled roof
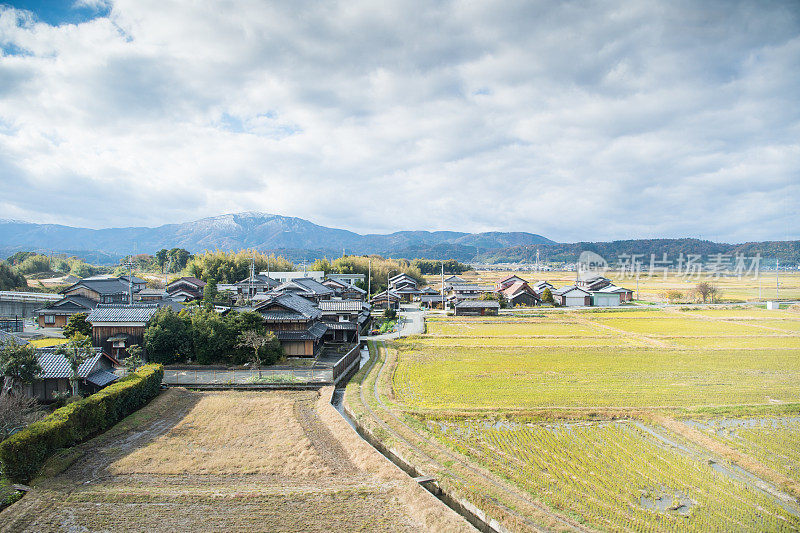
[65,278,131,296]
[0,330,27,345]
[235,274,278,288]
[37,295,97,315]
[119,275,147,285]
[86,369,119,387]
[419,295,444,303]
[449,284,482,291]
[318,300,363,312]
[274,321,328,341]
[255,293,322,321]
[275,278,334,296]
[87,304,159,323]
[36,350,105,379]
[455,300,501,309]
[166,277,206,290]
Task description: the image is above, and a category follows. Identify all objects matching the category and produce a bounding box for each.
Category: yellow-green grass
[392,345,800,409]
[28,338,68,348]
[691,418,800,485]
[422,418,800,531]
[426,320,607,337]
[407,336,638,347]
[745,320,800,333]
[683,308,800,318]
[595,317,772,336]
[669,336,800,349]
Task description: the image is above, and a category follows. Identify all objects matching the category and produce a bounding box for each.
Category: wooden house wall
[93,325,146,355]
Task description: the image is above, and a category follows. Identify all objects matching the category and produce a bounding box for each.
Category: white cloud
[0,0,797,242]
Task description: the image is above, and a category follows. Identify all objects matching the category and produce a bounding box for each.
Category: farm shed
[591,291,620,307]
[454,300,500,316]
[553,286,592,307]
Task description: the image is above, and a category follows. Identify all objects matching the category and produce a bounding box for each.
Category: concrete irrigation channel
[333,340,593,533]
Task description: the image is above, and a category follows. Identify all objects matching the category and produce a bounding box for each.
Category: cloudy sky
[0,0,798,243]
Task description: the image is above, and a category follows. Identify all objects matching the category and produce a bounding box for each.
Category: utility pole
[164,258,172,289]
[776,259,780,300]
[249,255,255,299]
[368,258,371,299]
[441,262,445,311]
[125,258,135,305]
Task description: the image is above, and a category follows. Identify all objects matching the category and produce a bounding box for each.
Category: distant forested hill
[478,239,800,265]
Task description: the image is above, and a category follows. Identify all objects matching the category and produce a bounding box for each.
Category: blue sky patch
[2,1,111,26]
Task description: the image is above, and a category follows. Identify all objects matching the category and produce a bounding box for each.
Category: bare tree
[237,330,277,377]
[694,282,720,303]
[0,393,41,441]
[56,332,94,396]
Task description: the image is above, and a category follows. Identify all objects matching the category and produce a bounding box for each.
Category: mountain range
[1,212,797,265]
[0,212,553,264]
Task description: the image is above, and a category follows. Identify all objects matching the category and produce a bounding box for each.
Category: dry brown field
[1,388,472,532]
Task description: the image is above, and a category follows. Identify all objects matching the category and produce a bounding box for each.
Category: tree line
[143,307,282,366]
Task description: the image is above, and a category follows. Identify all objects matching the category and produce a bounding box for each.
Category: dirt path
[1,388,471,532]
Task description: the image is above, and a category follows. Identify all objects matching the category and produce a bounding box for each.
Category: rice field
[687,417,800,485]
[422,418,800,531]
[593,317,773,336]
[381,305,800,531]
[393,344,800,409]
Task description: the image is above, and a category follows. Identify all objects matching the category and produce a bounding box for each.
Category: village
[0,265,637,400]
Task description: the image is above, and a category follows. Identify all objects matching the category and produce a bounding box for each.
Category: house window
[113,340,126,348]
[44,315,55,325]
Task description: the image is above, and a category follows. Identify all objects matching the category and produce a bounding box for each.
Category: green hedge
[0,364,163,482]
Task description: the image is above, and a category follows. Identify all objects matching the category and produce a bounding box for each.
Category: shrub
[0,364,163,482]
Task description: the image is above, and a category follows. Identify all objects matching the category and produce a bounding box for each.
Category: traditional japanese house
[36,295,96,328]
[498,280,540,307]
[370,290,400,310]
[495,274,528,291]
[254,293,327,357]
[25,348,120,401]
[37,277,142,328]
[166,276,207,302]
[271,278,334,303]
[86,304,160,360]
[318,299,368,343]
[233,273,279,298]
[322,278,367,301]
